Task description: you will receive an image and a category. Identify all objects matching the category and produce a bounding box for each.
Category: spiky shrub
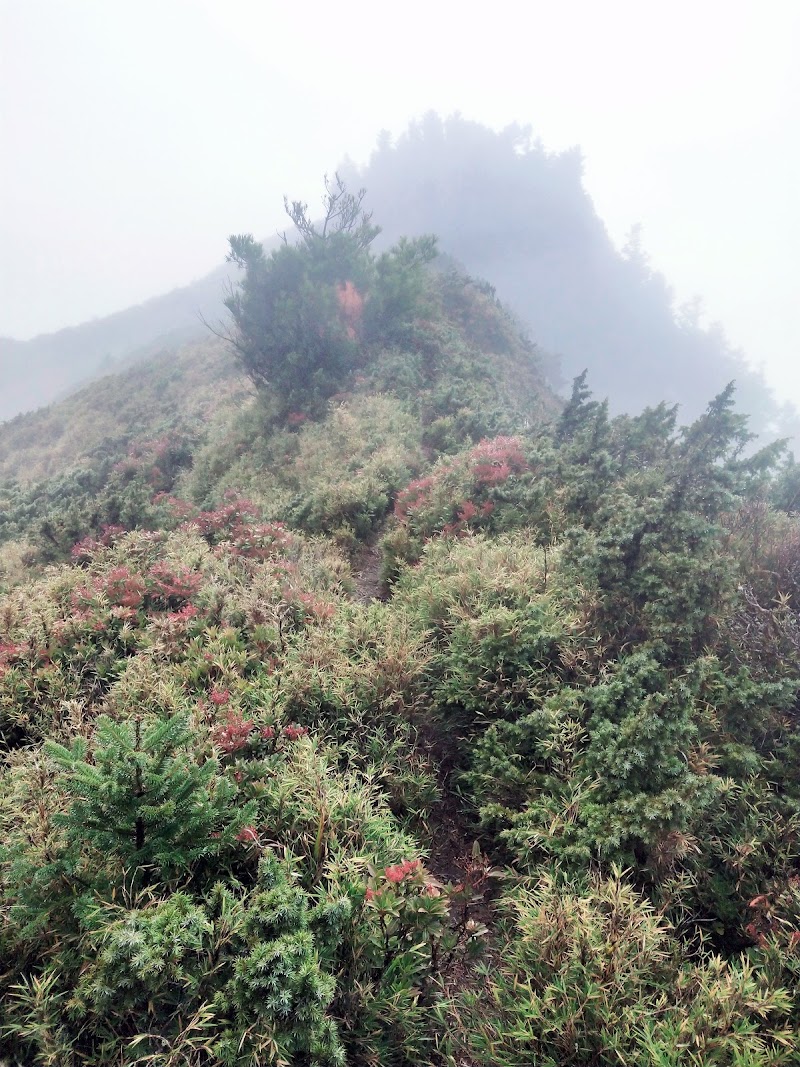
[2,850,346,1066]
[1,726,477,1065]
[45,713,246,882]
[3,711,383,1063]
[462,870,794,1067]
[384,393,800,989]
[393,534,712,871]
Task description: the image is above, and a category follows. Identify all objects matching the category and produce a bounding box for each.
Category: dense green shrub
[224,177,437,416]
[0,519,487,1065]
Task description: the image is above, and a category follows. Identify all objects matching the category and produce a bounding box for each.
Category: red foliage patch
[71,525,127,564]
[394,435,527,538]
[0,642,27,666]
[145,561,202,609]
[469,436,527,486]
[213,711,254,755]
[102,567,146,609]
[394,476,435,522]
[155,494,294,561]
[337,280,364,340]
[235,825,260,845]
[384,858,421,884]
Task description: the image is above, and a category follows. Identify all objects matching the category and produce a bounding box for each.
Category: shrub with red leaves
[212,711,254,755]
[145,561,202,610]
[101,567,146,610]
[0,642,27,666]
[394,476,436,523]
[384,858,422,884]
[235,825,260,846]
[394,434,527,540]
[71,525,127,564]
[153,493,294,561]
[469,436,527,486]
[112,433,193,491]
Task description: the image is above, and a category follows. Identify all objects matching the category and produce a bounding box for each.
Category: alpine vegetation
[1,184,800,1066]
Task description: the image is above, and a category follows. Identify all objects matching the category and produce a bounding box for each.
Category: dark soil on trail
[351,539,386,604]
[418,724,503,1066]
[349,534,499,1065]
[418,723,500,929]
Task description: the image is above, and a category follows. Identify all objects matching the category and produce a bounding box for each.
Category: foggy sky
[2,0,798,402]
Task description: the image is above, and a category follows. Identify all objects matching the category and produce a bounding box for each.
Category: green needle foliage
[46,713,243,882]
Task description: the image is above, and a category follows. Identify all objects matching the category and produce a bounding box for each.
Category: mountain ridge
[4,114,792,438]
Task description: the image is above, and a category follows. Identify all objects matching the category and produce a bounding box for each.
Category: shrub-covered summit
[0,185,555,576]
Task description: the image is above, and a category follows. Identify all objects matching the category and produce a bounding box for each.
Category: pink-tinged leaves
[213,711,254,755]
[394,435,527,537]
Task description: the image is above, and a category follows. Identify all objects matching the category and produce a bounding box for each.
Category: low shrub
[462,870,794,1067]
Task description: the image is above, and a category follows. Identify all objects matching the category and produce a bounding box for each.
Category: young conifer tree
[46,712,251,884]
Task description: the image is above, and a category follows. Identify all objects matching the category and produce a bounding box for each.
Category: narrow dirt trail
[419,735,502,1067]
[348,528,499,1065]
[350,539,386,604]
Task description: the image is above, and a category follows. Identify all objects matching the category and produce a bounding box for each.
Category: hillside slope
[0,266,556,573]
[0,339,246,484]
[0,262,232,423]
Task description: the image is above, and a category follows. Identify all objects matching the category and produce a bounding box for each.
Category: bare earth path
[350,538,386,604]
[349,529,497,1064]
